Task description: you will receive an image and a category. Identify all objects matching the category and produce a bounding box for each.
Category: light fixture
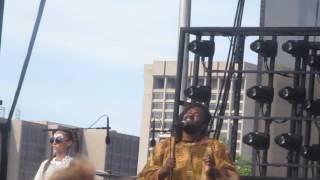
[188,40,215,57]
[282,40,309,57]
[304,99,320,116]
[184,86,211,103]
[301,144,320,161]
[275,133,302,150]
[278,86,305,104]
[242,132,270,150]
[308,55,320,68]
[250,39,277,57]
[246,86,274,103]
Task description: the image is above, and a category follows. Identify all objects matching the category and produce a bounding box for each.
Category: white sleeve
[34,160,47,180]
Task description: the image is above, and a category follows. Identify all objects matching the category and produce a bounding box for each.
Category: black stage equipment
[278,87,305,104]
[308,55,320,68]
[304,99,320,116]
[275,133,302,150]
[250,39,277,57]
[105,116,111,145]
[301,144,320,161]
[246,86,274,103]
[150,118,156,147]
[243,132,270,150]
[184,85,211,103]
[282,40,309,57]
[187,40,215,57]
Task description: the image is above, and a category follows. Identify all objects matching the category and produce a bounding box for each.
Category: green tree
[235,154,252,176]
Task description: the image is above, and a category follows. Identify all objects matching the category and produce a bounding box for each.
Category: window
[164,122,172,129]
[211,78,218,89]
[152,102,163,109]
[240,103,243,110]
[240,94,243,101]
[219,77,225,88]
[166,77,176,89]
[188,77,205,86]
[222,122,228,130]
[198,77,205,86]
[165,93,175,99]
[153,77,164,89]
[219,132,227,141]
[152,92,163,100]
[165,102,174,109]
[241,79,245,89]
[151,111,162,119]
[164,112,173,119]
[211,93,217,100]
[209,103,216,110]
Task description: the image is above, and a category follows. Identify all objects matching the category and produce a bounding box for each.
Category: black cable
[212,0,246,139]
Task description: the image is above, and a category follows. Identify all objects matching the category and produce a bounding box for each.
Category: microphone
[175,119,188,128]
[105,116,111,144]
[150,119,156,147]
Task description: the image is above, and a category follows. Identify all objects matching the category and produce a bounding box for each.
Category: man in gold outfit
[138,103,240,180]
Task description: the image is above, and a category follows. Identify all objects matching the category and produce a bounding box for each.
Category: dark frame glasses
[49,136,66,144]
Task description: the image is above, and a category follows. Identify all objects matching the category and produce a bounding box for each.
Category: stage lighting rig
[243,132,270,150]
[184,86,211,103]
[278,86,305,104]
[188,40,215,57]
[275,133,302,151]
[304,99,320,116]
[301,144,320,161]
[282,40,309,57]
[250,40,277,57]
[246,86,274,103]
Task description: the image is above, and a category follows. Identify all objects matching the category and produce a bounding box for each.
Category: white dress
[34,155,73,180]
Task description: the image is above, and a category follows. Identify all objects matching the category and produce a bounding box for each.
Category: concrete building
[137,60,258,173]
[5,119,139,180]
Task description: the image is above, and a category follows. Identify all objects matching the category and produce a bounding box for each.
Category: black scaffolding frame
[172,26,320,179]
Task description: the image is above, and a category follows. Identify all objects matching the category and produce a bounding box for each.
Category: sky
[0,0,260,136]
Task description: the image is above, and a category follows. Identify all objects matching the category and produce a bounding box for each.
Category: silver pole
[178,0,191,102]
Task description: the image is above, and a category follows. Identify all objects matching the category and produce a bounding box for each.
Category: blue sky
[0,0,260,136]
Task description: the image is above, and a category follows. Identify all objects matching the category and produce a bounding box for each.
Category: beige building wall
[82,129,106,180]
[7,120,22,180]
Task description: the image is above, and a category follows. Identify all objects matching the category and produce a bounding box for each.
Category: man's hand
[203,154,216,177]
[158,157,175,179]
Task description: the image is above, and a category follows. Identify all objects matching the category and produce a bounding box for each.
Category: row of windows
[153,92,244,101]
[149,121,172,129]
[151,111,173,119]
[151,101,244,111]
[152,102,174,109]
[153,76,245,90]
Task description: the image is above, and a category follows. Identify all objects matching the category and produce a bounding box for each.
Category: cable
[87,114,108,128]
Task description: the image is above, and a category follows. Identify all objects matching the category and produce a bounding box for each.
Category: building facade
[137,60,257,173]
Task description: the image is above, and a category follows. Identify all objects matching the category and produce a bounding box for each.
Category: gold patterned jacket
[138,137,240,180]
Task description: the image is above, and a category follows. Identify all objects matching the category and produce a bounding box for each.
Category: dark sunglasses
[49,136,66,144]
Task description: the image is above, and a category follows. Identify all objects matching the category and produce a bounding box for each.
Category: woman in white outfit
[34,129,76,180]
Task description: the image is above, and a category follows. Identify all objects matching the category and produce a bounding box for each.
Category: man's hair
[174,103,212,142]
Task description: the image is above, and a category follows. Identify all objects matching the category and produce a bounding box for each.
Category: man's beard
[182,119,204,134]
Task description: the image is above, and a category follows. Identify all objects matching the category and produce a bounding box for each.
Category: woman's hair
[42,129,79,176]
[48,157,95,180]
[174,103,212,142]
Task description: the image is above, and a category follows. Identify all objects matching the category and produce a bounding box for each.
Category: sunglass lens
[55,137,63,144]
[49,137,55,144]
